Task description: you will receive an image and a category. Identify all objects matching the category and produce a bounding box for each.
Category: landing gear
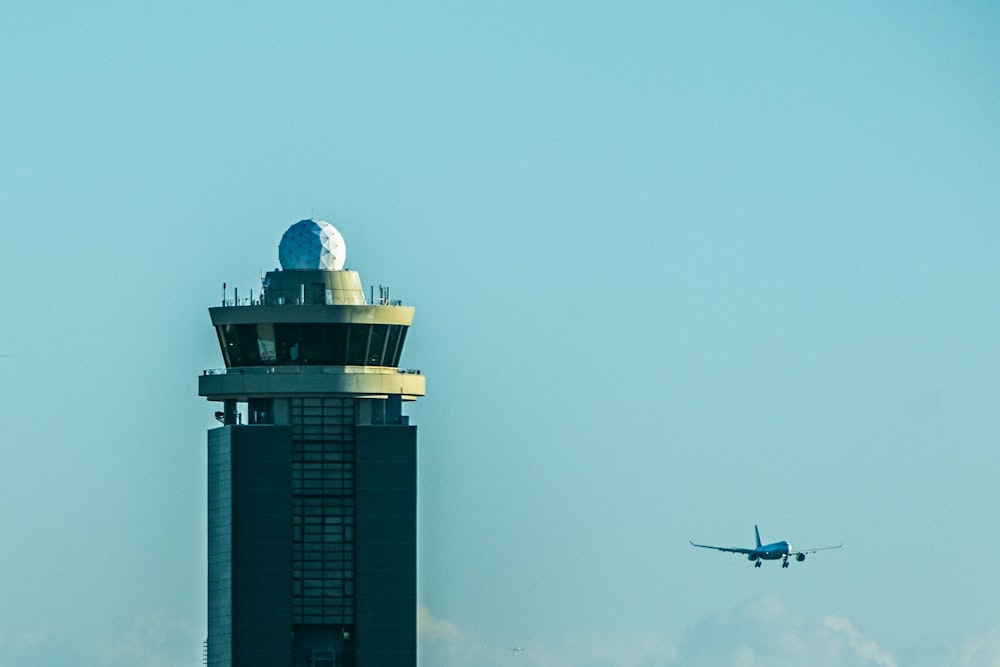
[754,560,762,568]
[782,557,789,568]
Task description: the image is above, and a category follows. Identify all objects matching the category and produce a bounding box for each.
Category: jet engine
[796,553,806,562]
[748,554,758,562]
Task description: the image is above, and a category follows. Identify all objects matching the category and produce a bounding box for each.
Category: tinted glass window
[218,324,263,366]
[217,322,407,367]
[346,324,370,366]
[297,324,325,364]
[257,322,277,362]
[325,324,348,362]
[368,325,389,365]
[393,327,408,366]
[384,326,401,367]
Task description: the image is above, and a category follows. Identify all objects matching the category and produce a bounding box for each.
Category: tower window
[217,323,406,366]
[247,399,273,424]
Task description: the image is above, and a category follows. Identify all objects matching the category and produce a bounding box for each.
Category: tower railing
[201,367,422,376]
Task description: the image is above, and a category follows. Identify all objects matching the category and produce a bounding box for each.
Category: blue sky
[1,2,999,665]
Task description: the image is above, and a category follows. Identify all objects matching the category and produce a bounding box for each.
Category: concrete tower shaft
[201,219,424,667]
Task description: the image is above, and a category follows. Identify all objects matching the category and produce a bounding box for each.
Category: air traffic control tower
[200,219,425,666]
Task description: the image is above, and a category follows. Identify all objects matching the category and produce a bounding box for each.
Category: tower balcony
[199,365,425,402]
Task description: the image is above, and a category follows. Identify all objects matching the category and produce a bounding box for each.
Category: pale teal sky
[1,3,999,665]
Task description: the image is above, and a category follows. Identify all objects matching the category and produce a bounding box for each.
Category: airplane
[690,525,842,568]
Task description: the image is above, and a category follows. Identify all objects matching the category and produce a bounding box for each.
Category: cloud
[951,627,1000,667]
[0,629,53,664]
[417,604,462,641]
[94,613,201,667]
[0,628,88,666]
[0,614,201,666]
[676,595,897,667]
[418,605,495,664]
[822,616,897,667]
[538,630,679,667]
[418,604,677,667]
[418,596,901,667]
[901,626,1000,667]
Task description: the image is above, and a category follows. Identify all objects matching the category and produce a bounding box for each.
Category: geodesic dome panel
[278,219,346,271]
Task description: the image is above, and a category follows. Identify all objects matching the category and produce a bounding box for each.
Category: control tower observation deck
[200,218,425,408]
[200,219,425,666]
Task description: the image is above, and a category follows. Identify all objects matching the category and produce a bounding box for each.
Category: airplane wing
[689,540,755,555]
[789,543,843,555]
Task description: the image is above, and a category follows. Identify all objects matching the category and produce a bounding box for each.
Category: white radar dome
[278,219,346,271]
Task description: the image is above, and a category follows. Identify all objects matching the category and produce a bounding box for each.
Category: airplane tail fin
[754,525,762,548]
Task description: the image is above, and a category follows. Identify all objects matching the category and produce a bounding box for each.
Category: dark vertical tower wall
[208,426,294,665]
[355,423,417,665]
[200,219,425,666]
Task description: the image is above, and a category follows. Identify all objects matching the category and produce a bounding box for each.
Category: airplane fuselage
[749,541,791,561]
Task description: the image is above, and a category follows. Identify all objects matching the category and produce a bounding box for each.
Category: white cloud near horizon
[676,595,897,667]
[419,604,677,667]
[953,628,1000,666]
[900,626,1000,667]
[419,596,909,667]
[94,613,201,667]
[3,600,998,666]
